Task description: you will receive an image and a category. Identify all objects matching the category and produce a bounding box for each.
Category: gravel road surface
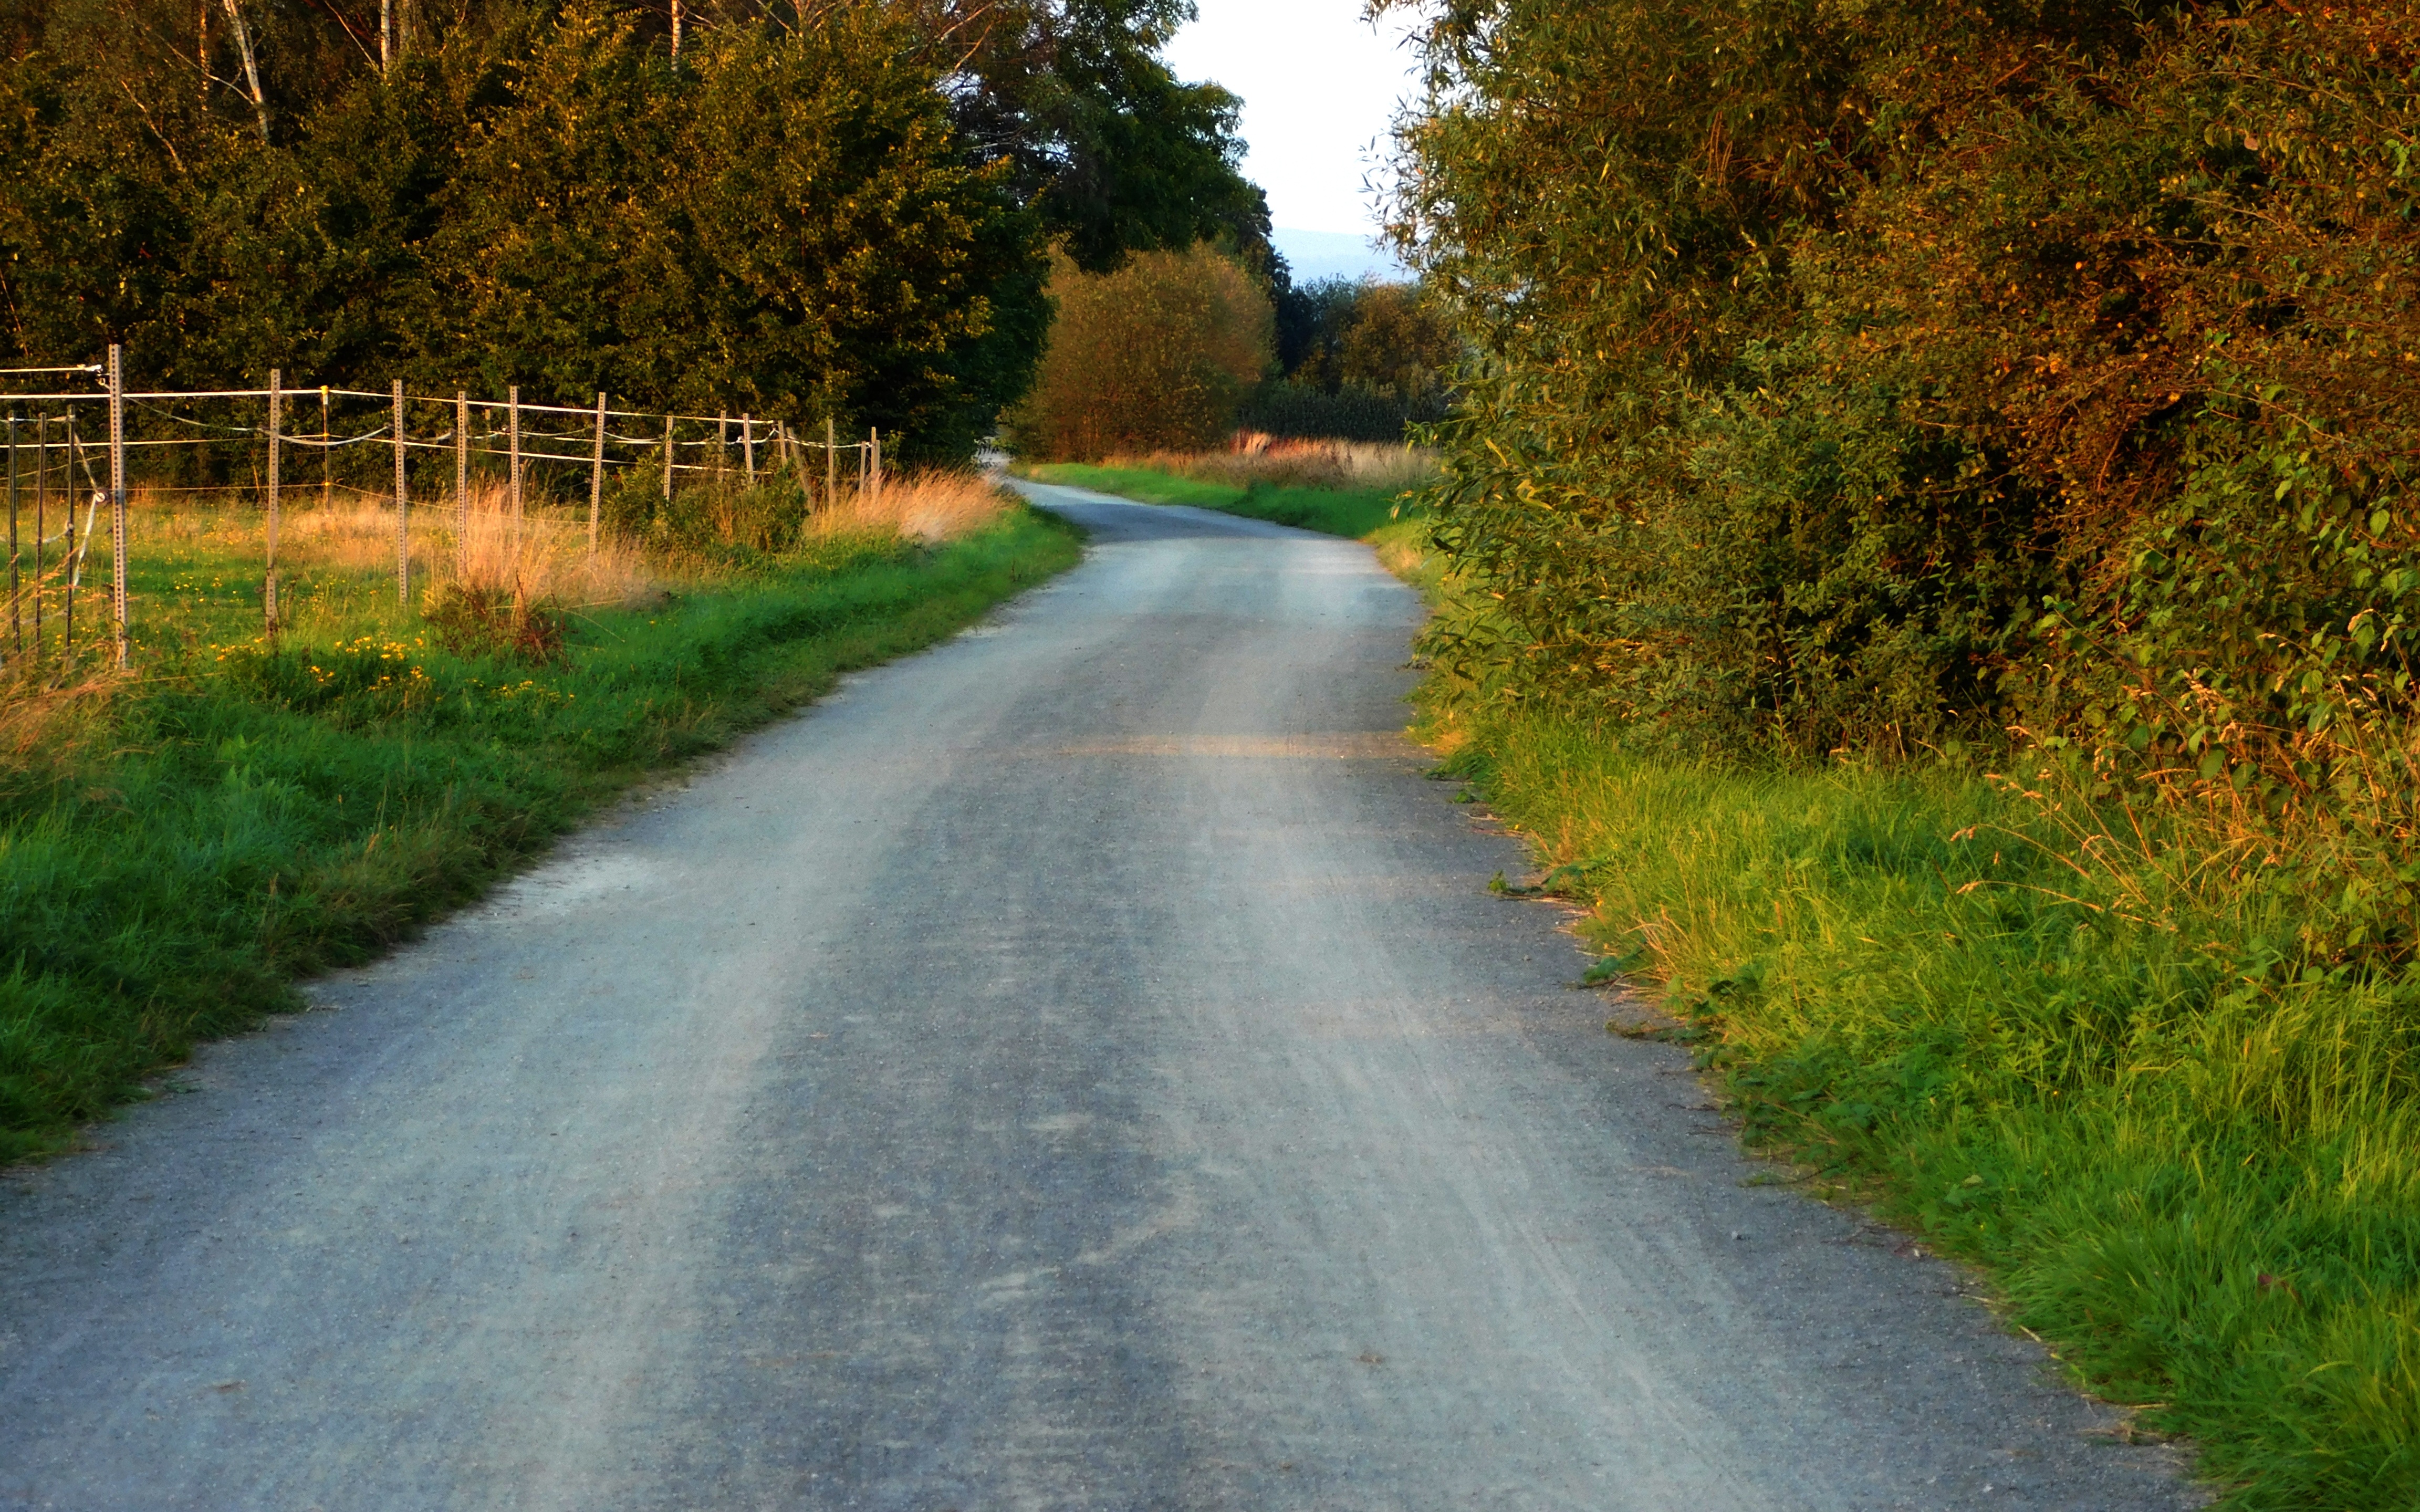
[0,485,2200,1509]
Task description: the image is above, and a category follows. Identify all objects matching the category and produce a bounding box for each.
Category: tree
[1,0,1261,456]
[1007,243,1271,460]
[904,0,1270,274]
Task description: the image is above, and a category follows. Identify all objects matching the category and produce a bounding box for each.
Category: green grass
[0,504,1082,1161]
[1431,705,2420,1509]
[1023,460,1403,537]
[1020,458,1440,597]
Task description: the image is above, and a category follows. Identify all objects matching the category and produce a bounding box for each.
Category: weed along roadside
[1417,713,2420,1508]
[0,485,1080,1163]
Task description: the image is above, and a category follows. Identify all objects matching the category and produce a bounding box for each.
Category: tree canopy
[0,0,1268,458]
[1386,1,2420,779]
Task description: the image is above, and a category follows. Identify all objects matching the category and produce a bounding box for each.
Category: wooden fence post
[392,378,409,607]
[589,390,606,557]
[662,413,674,500]
[742,413,755,486]
[265,370,281,632]
[717,411,729,487]
[108,342,127,669]
[870,426,881,500]
[454,390,468,536]
[825,415,837,511]
[320,385,330,508]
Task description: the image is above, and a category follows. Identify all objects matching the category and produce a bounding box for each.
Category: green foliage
[1259,277,1455,441]
[0,506,1081,1161]
[910,0,1274,275]
[1237,379,1435,444]
[1390,2,2420,769]
[1007,244,1272,460]
[1389,4,2420,1499]
[0,0,1264,461]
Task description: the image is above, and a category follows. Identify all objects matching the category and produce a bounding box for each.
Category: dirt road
[0,486,2197,1509]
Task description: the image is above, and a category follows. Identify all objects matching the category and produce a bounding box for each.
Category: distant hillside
[1271,228,1406,286]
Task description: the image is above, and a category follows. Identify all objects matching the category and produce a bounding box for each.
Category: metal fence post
[266,370,281,632]
[8,411,19,659]
[108,343,127,669]
[393,378,409,607]
[508,384,523,537]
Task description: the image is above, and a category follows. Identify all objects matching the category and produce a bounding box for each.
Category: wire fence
[2,346,888,671]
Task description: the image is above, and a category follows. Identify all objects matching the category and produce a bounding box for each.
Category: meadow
[0,475,1078,1160]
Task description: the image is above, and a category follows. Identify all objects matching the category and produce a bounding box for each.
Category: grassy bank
[1431,706,2418,1509]
[0,498,1080,1162]
[1022,445,1439,595]
[1025,460,1404,538]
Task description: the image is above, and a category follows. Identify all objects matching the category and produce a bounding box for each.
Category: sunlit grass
[1428,703,2420,1508]
[0,488,1080,1162]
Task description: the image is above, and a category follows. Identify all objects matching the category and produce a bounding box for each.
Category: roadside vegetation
[1022,437,1438,586]
[1006,239,1456,462]
[0,479,1079,1162]
[1381,2,2420,1504]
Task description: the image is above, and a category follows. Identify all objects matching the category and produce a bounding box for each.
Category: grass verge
[1021,457,1439,596]
[1427,705,2419,1509]
[0,504,1082,1162]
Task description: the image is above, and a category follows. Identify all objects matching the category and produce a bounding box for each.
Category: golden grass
[444,484,655,608]
[0,669,119,767]
[812,471,1012,544]
[1117,435,1442,494]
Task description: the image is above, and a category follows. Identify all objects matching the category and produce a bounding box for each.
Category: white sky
[1163,0,1425,237]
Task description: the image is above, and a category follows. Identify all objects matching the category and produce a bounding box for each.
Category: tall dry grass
[811,472,1012,544]
[1111,435,1440,494]
[445,484,654,608]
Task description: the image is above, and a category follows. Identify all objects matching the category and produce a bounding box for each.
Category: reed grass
[445,485,657,609]
[809,470,1014,543]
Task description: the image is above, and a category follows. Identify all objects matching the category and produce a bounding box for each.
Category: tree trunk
[220,0,269,143]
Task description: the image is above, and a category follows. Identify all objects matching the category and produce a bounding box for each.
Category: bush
[1238,381,1445,443]
[1392,2,2420,777]
[1007,244,1273,460]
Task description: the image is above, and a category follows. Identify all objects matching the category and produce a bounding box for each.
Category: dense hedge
[1390,2,2420,790]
